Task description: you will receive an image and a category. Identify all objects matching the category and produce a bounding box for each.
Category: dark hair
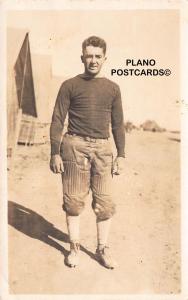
[82,36,107,55]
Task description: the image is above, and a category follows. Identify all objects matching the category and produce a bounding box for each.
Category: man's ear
[81,55,84,63]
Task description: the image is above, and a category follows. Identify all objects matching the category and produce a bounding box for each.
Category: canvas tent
[17,54,52,145]
[32,54,52,122]
[7,27,37,155]
[124,121,137,133]
[17,55,66,144]
[140,120,165,132]
[7,27,67,152]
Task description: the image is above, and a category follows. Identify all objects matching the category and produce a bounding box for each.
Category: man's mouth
[89,66,98,69]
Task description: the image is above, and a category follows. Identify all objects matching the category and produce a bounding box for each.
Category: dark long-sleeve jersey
[50,74,125,157]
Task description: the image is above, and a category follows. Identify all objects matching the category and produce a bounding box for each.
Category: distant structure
[124,121,137,133]
[140,120,166,132]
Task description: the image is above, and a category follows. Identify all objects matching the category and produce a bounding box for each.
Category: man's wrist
[51,153,61,157]
[51,141,61,156]
[116,149,125,158]
[117,154,125,158]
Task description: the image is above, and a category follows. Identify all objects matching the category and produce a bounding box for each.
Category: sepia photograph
[1,1,187,298]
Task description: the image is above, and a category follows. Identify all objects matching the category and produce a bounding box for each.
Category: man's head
[81,36,107,77]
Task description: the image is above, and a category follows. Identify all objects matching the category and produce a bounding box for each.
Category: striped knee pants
[60,133,115,221]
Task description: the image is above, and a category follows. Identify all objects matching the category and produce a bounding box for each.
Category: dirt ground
[8,130,181,295]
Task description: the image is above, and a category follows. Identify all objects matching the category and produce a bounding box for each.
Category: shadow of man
[168,137,180,143]
[8,201,96,262]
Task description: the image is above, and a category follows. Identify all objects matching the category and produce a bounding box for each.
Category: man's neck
[82,72,105,79]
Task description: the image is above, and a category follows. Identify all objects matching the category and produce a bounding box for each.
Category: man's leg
[66,214,80,243]
[62,161,90,267]
[65,214,80,267]
[96,218,117,269]
[60,134,90,267]
[91,140,116,269]
[96,217,111,248]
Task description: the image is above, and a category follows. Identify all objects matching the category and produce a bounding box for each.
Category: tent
[124,121,137,133]
[17,56,66,144]
[17,54,52,145]
[7,27,37,155]
[140,120,165,132]
[7,27,67,153]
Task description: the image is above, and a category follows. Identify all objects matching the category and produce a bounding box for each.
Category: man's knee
[62,194,85,216]
[92,196,116,221]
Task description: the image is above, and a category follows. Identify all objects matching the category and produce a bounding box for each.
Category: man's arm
[111,85,125,175]
[50,81,70,173]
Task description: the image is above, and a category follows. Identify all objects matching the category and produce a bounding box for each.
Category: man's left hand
[112,156,125,175]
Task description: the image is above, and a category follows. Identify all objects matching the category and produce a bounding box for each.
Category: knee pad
[92,198,116,221]
[62,194,85,216]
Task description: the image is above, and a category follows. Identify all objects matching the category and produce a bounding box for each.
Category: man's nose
[91,56,97,63]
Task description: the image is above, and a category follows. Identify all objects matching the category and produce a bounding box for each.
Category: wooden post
[25,115,33,146]
[8,108,22,171]
[32,118,37,145]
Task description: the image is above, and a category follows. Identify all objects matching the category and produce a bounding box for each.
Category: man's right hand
[50,154,64,174]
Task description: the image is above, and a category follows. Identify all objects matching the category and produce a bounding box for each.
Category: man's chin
[87,69,100,76]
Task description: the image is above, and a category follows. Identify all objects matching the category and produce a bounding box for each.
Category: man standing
[50,36,125,269]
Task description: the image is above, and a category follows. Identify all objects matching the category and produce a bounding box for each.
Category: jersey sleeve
[111,84,125,157]
[50,81,71,155]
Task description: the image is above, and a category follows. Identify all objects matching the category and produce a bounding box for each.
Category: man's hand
[50,154,64,174]
[112,156,125,175]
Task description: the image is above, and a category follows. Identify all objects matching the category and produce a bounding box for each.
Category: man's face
[81,45,106,77]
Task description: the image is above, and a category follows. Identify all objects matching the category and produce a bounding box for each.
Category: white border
[0,0,187,299]
[180,1,188,299]
[0,1,8,300]
[0,0,183,10]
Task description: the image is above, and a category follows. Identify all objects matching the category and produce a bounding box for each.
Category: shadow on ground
[168,137,180,143]
[8,201,96,262]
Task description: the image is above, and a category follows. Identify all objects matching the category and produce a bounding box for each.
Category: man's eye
[85,55,102,59]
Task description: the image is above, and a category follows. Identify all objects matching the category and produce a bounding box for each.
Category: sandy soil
[8,130,181,295]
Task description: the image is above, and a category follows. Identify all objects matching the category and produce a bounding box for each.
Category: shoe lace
[70,242,80,252]
[98,245,110,255]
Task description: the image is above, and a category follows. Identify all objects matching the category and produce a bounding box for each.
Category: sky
[7,10,180,130]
